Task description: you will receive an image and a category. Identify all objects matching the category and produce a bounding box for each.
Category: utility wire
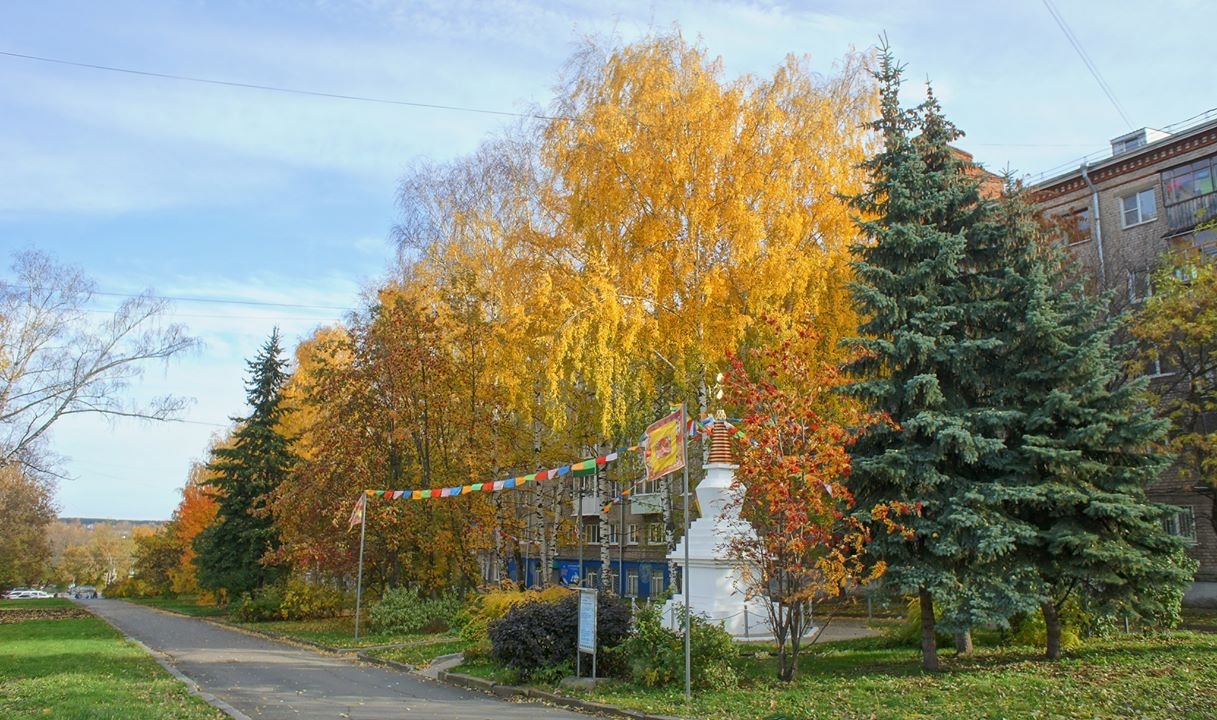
[88,289,354,312]
[0,49,558,121]
[1041,0,1134,130]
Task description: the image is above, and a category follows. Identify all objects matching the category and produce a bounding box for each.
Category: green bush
[609,603,738,690]
[460,585,573,655]
[1008,606,1082,650]
[369,589,464,634]
[279,580,343,621]
[232,586,284,622]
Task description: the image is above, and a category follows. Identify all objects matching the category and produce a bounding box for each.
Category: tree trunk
[919,588,940,671]
[1042,601,1062,661]
[953,629,973,657]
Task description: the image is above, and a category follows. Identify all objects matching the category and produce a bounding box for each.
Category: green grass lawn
[235,616,450,648]
[116,596,449,649]
[0,601,224,720]
[366,638,469,667]
[455,632,1217,720]
[123,596,229,618]
[1,598,75,611]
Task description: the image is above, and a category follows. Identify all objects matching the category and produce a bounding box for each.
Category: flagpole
[354,495,368,641]
[682,403,691,704]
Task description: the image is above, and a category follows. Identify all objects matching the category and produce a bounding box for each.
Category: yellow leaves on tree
[521,34,877,436]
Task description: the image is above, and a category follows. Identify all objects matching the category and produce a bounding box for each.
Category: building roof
[1031,113,1217,201]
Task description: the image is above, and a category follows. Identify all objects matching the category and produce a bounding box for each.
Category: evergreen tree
[843,48,1040,671]
[992,192,1196,660]
[195,329,294,596]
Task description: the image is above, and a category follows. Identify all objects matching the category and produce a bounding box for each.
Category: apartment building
[1031,114,1217,603]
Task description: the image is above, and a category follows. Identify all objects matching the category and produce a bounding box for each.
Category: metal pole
[682,403,691,703]
[354,495,368,641]
[576,473,583,679]
[577,473,585,586]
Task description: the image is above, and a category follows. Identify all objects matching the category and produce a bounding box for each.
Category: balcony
[1164,192,1217,235]
[629,493,664,515]
[571,495,602,517]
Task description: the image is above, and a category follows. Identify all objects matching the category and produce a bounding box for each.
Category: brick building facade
[1030,116,1217,602]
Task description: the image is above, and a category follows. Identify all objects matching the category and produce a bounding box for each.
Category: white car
[4,589,50,599]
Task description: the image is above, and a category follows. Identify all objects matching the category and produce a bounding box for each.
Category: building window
[1163,506,1197,544]
[1069,208,1091,244]
[627,523,640,545]
[583,522,601,544]
[584,571,598,588]
[1161,156,1217,234]
[577,476,596,495]
[607,523,620,545]
[1121,189,1157,227]
[625,570,639,597]
[647,523,665,545]
[1163,158,1217,205]
[1128,268,1152,303]
[1143,344,1175,378]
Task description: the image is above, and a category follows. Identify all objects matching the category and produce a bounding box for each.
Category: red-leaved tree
[722,318,906,682]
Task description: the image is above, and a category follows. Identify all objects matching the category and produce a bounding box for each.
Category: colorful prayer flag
[347,494,366,531]
[644,407,686,481]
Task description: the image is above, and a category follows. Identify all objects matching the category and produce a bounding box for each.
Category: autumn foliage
[129,31,880,606]
[722,317,898,681]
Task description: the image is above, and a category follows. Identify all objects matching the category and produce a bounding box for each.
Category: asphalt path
[85,599,588,720]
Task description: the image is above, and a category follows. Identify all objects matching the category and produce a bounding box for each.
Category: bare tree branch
[0,250,200,469]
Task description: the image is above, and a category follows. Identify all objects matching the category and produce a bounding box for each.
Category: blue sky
[1,0,1213,520]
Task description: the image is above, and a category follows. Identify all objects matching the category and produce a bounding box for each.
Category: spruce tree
[843,49,1039,671]
[195,329,294,596]
[992,192,1196,660]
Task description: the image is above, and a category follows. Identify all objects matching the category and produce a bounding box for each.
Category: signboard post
[577,587,598,678]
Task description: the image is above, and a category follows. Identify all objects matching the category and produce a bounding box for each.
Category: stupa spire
[707,408,735,465]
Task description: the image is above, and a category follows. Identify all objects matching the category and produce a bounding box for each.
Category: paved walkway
[85,599,586,720]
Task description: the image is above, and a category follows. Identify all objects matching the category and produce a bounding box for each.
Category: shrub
[279,580,343,621]
[232,586,284,622]
[883,596,952,647]
[1007,607,1082,650]
[488,591,631,681]
[610,603,738,690]
[369,589,464,634]
[461,585,573,651]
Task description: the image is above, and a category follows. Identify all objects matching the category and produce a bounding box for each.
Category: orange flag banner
[644,407,686,481]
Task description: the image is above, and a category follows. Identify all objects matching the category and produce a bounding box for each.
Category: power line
[0,49,558,121]
[90,289,353,312]
[1040,0,1133,130]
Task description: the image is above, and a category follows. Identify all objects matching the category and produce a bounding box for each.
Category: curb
[208,619,349,654]
[131,637,254,720]
[434,669,687,720]
[117,601,684,720]
[354,650,415,673]
[85,603,251,720]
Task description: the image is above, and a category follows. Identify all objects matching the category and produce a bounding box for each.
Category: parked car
[4,589,51,599]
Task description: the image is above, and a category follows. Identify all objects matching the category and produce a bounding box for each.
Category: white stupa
[660,413,781,640]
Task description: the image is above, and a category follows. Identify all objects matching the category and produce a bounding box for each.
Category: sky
[1,0,1213,521]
